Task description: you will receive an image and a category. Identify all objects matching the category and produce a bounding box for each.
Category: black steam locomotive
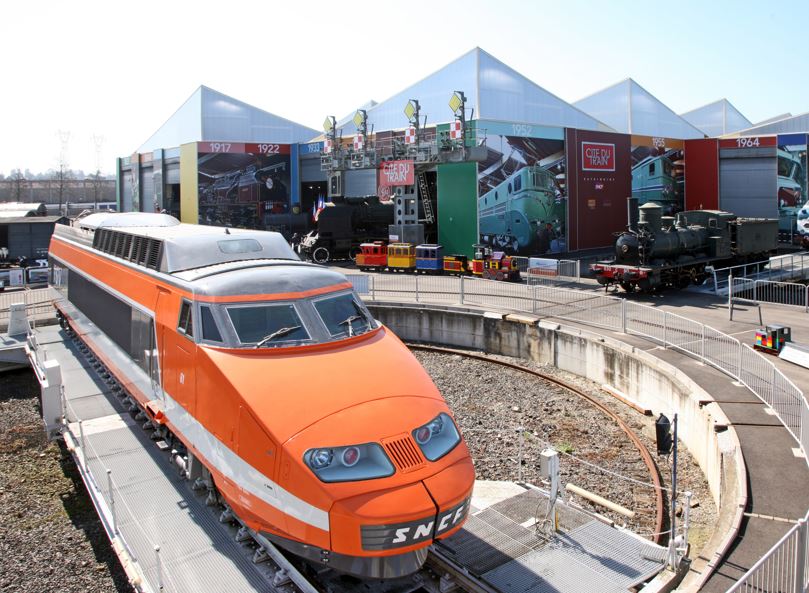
[296,196,394,263]
[592,199,778,292]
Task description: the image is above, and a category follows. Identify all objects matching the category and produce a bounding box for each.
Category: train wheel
[620,282,635,293]
[495,270,505,281]
[348,246,361,262]
[312,247,330,264]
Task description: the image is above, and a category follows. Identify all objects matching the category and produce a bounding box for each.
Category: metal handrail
[349,272,809,591]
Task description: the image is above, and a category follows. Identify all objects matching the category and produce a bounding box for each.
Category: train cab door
[153,288,171,403]
[172,298,198,413]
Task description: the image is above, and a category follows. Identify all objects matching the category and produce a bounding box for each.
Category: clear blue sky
[0,0,805,175]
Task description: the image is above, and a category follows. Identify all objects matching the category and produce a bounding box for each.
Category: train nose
[329,456,474,575]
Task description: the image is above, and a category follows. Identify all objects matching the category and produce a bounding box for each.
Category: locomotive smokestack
[627,197,639,231]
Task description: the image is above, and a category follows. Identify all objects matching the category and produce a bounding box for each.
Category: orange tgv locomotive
[49,213,474,578]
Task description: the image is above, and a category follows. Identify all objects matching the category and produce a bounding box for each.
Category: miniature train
[592,200,779,292]
[356,242,521,281]
[49,212,474,579]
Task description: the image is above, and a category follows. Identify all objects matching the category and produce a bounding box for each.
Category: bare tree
[8,169,28,202]
[55,130,72,213]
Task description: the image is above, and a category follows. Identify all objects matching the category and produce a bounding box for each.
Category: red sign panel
[718,136,777,149]
[581,142,616,171]
[198,142,290,154]
[379,160,415,187]
[244,143,290,155]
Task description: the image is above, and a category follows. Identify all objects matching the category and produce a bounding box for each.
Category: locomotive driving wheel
[312,247,330,264]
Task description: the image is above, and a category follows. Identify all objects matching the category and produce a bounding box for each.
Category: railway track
[42,323,666,593]
[407,343,666,545]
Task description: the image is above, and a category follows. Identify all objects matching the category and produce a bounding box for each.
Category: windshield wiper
[254,325,301,348]
[338,315,363,337]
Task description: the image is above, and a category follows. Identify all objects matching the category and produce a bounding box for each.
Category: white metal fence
[0,287,54,326]
[347,273,809,592]
[731,277,809,311]
[726,511,808,593]
[712,252,809,294]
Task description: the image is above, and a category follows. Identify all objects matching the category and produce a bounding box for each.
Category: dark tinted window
[227,304,309,346]
[314,294,371,338]
[200,305,222,342]
[178,300,194,338]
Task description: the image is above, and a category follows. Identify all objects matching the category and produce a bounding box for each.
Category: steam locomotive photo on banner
[197,142,301,238]
[477,131,566,256]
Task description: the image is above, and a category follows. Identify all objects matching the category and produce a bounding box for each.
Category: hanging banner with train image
[196,142,299,236]
[475,124,567,256]
[630,136,685,216]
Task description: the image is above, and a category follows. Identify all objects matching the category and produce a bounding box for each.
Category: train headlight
[412,413,461,461]
[304,443,393,483]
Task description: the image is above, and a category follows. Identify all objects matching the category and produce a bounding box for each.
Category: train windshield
[313,293,372,338]
[227,304,310,347]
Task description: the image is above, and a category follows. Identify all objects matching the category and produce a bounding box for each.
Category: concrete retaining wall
[368,302,746,591]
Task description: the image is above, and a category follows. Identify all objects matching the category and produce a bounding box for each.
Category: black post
[670,413,679,567]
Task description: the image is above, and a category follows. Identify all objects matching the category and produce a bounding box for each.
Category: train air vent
[146,239,163,270]
[122,234,133,260]
[102,229,113,253]
[382,435,425,473]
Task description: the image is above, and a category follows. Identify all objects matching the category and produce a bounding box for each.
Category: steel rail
[408,343,666,545]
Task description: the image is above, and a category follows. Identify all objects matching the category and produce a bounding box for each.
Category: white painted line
[793,447,806,459]
[763,407,777,416]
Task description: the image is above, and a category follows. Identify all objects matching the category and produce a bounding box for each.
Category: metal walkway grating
[483,519,667,593]
[37,326,272,593]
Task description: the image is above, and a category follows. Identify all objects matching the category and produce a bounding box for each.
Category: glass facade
[336,48,607,137]
[680,99,753,137]
[138,86,317,153]
[575,79,705,139]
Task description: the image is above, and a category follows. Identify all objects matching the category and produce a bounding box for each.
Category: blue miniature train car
[415,244,443,273]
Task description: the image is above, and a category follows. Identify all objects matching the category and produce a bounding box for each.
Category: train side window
[200,305,222,343]
[649,162,656,175]
[508,183,512,194]
[178,300,194,339]
[514,176,521,192]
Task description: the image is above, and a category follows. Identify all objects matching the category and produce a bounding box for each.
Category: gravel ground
[0,350,716,592]
[0,369,132,593]
[413,349,717,553]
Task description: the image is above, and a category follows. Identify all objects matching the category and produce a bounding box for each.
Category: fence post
[663,313,668,348]
[532,284,537,314]
[621,299,627,334]
[155,545,164,591]
[371,275,376,301]
[517,427,524,483]
[701,324,706,362]
[107,469,117,534]
[79,420,86,463]
[460,275,465,305]
[415,274,419,303]
[737,342,743,381]
[794,518,806,593]
[753,280,757,303]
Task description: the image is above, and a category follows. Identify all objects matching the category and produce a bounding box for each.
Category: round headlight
[415,426,432,444]
[310,448,333,469]
[342,446,360,467]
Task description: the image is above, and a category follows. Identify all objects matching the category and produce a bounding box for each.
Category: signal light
[655,414,673,455]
